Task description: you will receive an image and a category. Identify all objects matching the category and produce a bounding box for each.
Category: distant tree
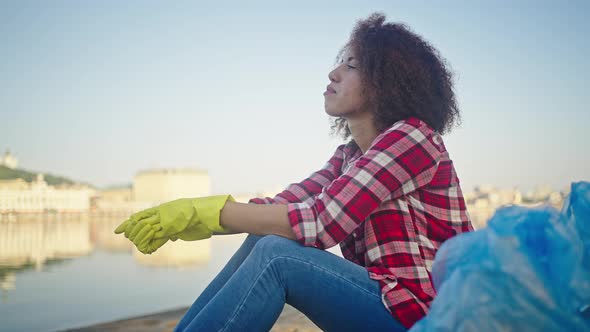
[0,165,94,188]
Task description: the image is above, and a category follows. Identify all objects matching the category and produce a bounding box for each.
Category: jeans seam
[219,256,277,332]
[219,254,381,331]
[282,255,382,301]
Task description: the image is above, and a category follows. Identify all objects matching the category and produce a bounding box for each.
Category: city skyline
[0,150,577,195]
[1,1,588,194]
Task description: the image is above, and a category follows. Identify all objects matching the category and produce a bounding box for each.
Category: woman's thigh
[254,235,407,332]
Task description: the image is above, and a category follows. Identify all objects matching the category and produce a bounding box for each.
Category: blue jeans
[174,234,407,332]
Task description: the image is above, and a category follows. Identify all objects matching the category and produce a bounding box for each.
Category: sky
[1,0,588,195]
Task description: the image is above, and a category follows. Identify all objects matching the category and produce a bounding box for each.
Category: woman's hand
[113,195,234,254]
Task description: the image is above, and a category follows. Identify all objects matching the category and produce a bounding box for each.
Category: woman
[116,12,473,331]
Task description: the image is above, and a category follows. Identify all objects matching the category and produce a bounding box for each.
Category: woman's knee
[252,234,300,258]
[244,233,263,245]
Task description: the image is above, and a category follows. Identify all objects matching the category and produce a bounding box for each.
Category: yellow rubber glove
[114,195,235,254]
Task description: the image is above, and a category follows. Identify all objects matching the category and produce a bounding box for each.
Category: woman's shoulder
[372,117,445,154]
[384,117,434,136]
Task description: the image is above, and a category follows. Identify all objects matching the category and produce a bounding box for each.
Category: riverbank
[60,304,321,332]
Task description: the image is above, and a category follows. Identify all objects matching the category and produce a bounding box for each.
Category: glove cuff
[193,195,235,233]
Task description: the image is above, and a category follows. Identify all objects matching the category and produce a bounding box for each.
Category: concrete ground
[61,304,322,332]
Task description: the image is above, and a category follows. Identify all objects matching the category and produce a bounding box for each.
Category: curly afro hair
[331,12,460,139]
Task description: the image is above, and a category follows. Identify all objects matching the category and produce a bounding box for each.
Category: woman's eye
[347,64,357,69]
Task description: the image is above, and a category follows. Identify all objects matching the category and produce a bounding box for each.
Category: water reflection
[133,240,211,267]
[0,215,92,271]
[0,213,212,293]
[90,215,133,252]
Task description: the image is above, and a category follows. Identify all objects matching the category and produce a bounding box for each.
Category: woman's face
[323,50,365,118]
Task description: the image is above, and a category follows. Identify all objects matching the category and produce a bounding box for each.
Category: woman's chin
[325,109,350,118]
[324,105,341,117]
[325,110,339,117]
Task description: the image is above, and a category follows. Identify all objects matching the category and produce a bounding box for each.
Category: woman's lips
[324,85,336,96]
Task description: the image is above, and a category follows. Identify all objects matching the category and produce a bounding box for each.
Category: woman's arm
[249,144,350,205]
[219,201,295,240]
[214,144,351,238]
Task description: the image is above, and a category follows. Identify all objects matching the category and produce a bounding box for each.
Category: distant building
[0,174,94,213]
[97,187,133,203]
[465,185,565,229]
[232,188,283,203]
[133,168,210,205]
[92,186,147,212]
[0,149,18,169]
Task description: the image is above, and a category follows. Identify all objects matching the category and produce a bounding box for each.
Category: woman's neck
[347,115,379,154]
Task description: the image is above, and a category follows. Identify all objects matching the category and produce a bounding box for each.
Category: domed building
[0,149,18,169]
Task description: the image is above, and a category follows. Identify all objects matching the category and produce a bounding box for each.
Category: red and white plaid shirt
[249,117,473,328]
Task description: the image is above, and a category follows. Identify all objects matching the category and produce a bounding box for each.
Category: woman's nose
[328,66,339,82]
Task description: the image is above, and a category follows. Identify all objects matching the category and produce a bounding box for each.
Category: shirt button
[352,232,357,238]
[433,135,442,146]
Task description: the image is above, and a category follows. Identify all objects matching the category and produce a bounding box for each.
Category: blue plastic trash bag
[409,182,590,332]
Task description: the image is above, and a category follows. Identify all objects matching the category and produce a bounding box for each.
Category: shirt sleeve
[248,144,347,205]
[287,121,443,249]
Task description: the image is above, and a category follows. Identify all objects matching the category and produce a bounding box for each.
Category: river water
[0,213,341,332]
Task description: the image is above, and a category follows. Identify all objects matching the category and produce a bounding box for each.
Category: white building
[93,186,150,212]
[133,168,210,205]
[232,188,283,203]
[0,174,94,213]
[465,185,564,229]
[0,149,18,169]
